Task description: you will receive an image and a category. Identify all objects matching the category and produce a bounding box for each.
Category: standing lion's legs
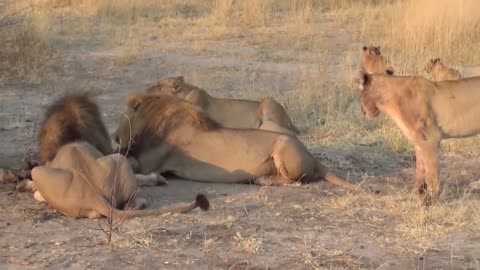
[413,146,426,194]
[418,143,440,205]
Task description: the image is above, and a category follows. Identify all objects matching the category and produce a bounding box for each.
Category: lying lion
[358,72,480,204]
[424,58,462,81]
[360,46,394,75]
[145,76,300,135]
[38,93,114,164]
[32,141,209,219]
[114,93,365,192]
[20,94,208,219]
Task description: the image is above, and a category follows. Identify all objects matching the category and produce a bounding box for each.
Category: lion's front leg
[413,145,426,194]
[418,142,441,205]
[136,173,168,186]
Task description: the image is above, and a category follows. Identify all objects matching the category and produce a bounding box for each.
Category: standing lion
[424,58,462,81]
[358,72,480,204]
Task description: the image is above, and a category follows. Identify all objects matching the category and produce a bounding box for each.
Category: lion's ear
[173,76,184,89]
[126,94,144,111]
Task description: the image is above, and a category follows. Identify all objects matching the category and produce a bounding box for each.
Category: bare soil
[1,13,479,270]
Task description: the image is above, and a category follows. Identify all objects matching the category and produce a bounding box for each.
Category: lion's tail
[315,160,365,193]
[100,194,210,220]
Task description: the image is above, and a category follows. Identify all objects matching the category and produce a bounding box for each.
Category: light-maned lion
[145,76,300,135]
[32,142,209,219]
[424,58,462,81]
[358,72,480,204]
[114,93,365,192]
[360,46,395,75]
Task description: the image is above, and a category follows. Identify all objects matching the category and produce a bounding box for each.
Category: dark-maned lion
[424,58,462,81]
[358,72,480,204]
[38,94,113,164]
[20,94,208,219]
[114,93,365,192]
[360,46,395,75]
[145,76,300,135]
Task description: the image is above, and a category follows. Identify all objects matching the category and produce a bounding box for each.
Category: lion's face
[358,73,380,119]
[146,76,185,96]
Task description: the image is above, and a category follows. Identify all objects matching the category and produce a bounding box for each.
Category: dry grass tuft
[232,232,264,254]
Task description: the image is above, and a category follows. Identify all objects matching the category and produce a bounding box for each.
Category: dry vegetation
[1,0,480,268]
[3,0,479,153]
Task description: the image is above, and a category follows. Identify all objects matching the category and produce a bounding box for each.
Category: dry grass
[325,191,480,254]
[0,2,58,84]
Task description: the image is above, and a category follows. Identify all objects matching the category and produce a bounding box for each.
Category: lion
[424,58,462,81]
[144,76,300,135]
[38,93,113,164]
[18,94,208,218]
[31,141,209,219]
[114,93,365,192]
[360,46,395,75]
[358,72,480,204]
[16,93,143,192]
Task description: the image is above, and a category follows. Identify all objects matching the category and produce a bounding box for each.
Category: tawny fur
[145,76,300,135]
[115,93,365,192]
[23,94,207,218]
[360,46,395,75]
[424,58,462,81]
[32,142,208,219]
[358,73,480,204]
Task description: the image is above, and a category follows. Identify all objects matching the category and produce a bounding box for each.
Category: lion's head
[358,73,381,119]
[361,46,394,75]
[115,93,220,155]
[146,76,185,96]
[424,58,441,73]
[362,45,381,56]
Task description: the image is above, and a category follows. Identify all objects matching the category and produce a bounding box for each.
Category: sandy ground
[1,13,480,270]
